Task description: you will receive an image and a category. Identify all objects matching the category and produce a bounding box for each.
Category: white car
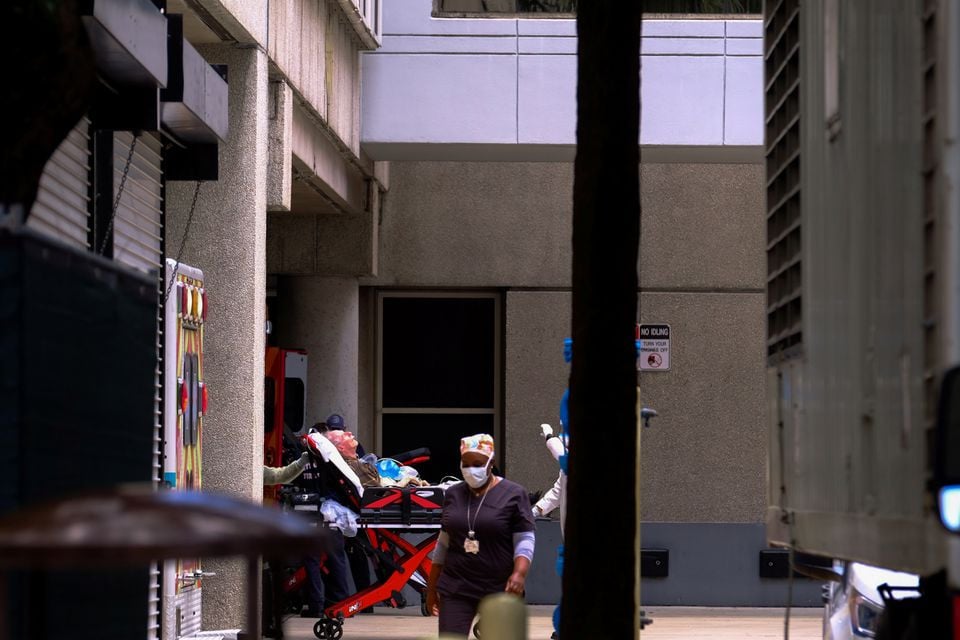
[823,561,919,639]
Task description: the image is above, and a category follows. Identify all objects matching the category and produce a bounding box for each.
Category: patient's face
[329,429,359,458]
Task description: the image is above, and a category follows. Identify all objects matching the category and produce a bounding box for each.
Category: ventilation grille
[765,0,802,361]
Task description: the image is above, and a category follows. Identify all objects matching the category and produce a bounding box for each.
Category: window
[283,377,305,434]
[436,0,762,15]
[377,292,501,482]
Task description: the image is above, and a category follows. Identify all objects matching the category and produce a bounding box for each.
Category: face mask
[460,461,490,489]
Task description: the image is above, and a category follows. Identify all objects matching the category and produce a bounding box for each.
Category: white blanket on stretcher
[304,432,364,498]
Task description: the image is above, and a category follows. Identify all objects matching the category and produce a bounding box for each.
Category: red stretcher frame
[324,527,439,620]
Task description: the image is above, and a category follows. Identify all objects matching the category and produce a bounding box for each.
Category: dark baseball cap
[326,413,345,429]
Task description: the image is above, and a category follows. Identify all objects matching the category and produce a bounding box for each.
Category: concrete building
[10,1,818,638]
[9,0,383,637]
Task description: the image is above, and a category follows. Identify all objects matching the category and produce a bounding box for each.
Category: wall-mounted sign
[639,323,671,371]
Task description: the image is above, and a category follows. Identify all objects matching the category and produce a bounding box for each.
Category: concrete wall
[527,521,822,606]
[363,160,766,524]
[194,0,269,46]
[369,162,764,289]
[373,162,573,287]
[504,290,766,523]
[269,0,364,156]
[167,44,269,631]
[275,276,360,430]
[361,0,763,160]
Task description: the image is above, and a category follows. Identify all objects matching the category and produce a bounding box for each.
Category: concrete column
[267,79,292,212]
[167,43,269,631]
[276,276,359,433]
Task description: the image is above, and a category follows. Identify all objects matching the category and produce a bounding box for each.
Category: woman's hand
[505,570,526,595]
[426,561,444,616]
[505,555,530,595]
[426,588,441,616]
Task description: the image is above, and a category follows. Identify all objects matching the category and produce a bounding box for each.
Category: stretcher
[289,432,446,639]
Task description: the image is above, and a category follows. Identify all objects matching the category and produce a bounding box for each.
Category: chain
[162,181,203,307]
[97,133,140,255]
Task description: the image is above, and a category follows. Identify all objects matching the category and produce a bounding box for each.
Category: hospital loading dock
[267,5,809,604]
[269,160,822,607]
[319,3,789,605]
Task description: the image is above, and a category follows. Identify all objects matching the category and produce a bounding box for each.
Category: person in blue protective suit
[532,423,567,535]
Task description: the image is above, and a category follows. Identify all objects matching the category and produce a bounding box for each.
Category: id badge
[464,538,480,554]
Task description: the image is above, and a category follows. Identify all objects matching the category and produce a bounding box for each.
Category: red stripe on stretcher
[410,494,442,509]
[364,493,401,509]
[404,456,430,466]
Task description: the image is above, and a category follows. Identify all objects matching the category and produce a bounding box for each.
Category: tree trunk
[561,1,641,638]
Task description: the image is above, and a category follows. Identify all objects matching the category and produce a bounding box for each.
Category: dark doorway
[378,293,500,482]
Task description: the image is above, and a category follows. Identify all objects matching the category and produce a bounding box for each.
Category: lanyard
[466,480,495,539]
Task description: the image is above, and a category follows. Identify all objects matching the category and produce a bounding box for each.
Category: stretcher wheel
[313,619,328,639]
[313,618,343,640]
[313,619,326,639]
[327,619,343,640]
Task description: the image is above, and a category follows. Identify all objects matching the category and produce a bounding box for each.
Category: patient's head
[325,429,359,459]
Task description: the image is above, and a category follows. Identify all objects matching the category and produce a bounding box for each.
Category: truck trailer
[764,0,960,636]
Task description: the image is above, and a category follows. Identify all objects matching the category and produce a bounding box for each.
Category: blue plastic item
[559,389,569,435]
[375,458,402,480]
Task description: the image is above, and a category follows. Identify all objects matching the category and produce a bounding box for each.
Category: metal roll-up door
[28,117,92,248]
[112,131,165,640]
[114,131,164,275]
[112,130,165,493]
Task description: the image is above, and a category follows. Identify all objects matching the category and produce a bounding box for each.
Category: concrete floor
[280,605,823,639]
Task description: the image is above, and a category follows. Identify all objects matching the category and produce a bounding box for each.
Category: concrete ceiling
[166,0,224,44]
[290,173,345,216]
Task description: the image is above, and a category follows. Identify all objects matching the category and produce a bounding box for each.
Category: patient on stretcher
[302,430,444,528]
[323,429,429,488]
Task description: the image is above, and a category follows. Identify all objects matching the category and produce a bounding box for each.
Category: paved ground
[280,605,823,639]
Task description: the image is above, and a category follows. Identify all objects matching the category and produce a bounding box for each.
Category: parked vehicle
[823,562,919,640]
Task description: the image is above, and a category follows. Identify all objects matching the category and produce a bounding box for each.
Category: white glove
[296,451,310,468]
[540,423,554,440]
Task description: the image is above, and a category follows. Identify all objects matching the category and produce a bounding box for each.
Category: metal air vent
[764,0,802,361]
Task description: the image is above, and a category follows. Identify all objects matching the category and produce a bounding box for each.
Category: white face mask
[460,461,491,489]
